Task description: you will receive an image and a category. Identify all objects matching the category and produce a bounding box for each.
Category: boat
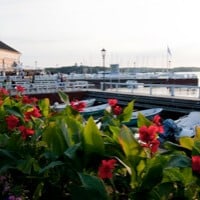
[51,98,96,111]
[80,103,109,118]
[159,111,200,144]
[124,108,163,126]
[175,111,200,138]
[126,80,139,89]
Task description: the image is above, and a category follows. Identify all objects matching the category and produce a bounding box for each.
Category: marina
[0,72,200,119]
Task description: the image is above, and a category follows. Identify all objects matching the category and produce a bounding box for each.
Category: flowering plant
[0,89,200,199]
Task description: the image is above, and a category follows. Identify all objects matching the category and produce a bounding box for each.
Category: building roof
[0,41,20,54]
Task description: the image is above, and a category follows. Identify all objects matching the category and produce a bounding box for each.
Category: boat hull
[51,98,96,111]
[124,108,163,126]
[81,103,109,118]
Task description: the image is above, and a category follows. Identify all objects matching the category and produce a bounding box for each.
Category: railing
[1,79,199,99]
[100,82,200,99]
[0,81,95,95]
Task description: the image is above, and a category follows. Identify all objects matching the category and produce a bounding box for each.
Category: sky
[1,0,200,69]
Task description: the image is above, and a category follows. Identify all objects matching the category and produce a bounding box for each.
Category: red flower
[192,155,200,174]
[113,105,122,115]
[18,126,35,140]
[153,115,162,126]
[0,88,9,97]
[108,99,118,107]
[71,101,86,112]
[149,139,160,153]
[22,95,38,104]
[6,115,19,130]
[98,159,116,179]
[139,125,161,153]
[24,107,42,121]
[16,85,25,93]
[0,99,3,106]
[139,125,158,143]
[153,115,164,133]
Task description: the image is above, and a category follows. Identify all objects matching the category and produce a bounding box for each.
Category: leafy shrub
[0,88,200,199]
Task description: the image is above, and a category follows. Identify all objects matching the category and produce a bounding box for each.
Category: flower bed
[0,86,200,199]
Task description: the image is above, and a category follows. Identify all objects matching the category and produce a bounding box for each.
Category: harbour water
[106,71,200,99]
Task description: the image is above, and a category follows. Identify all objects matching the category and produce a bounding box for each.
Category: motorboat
[51,98,96,111]
[159,111,200,144]
[124,108,163,126]
[80,103,109,118]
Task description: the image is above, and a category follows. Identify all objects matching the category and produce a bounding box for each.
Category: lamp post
[2,59,5,76]
[101,48,106,90]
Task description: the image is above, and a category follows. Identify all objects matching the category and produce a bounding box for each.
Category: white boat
[124,108,163,126]
[159,111,200,144]
[126,80,139,89]
[175,111,200,138]
[51,98,96,111]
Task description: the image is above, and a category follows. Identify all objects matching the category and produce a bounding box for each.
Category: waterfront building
[0,41,21,75]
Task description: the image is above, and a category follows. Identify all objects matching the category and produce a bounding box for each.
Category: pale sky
[1,0,200,69]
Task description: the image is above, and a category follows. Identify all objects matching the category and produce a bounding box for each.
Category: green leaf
[42,122,68,156]
[77,173,109,200]
[119,100,134,122]
[179,137,194,150]
[39,161,64,174]
[163,141,191,153]
[0,148,17,161]
[117,126,146,188]
[137,112,152,128]
[0,134,9,147]
[17,157,39,174]
[163,167,185,182]
[4,105,24,118]
[118,125,144,158]
[194,126,200,141]
[58,90,70,104]
[65,116,84,145]
[32,182,44,200]
[38,98,50,117]
[83,117,104,156]
[140,163,163,190]
[192,141,200,155]
[64,143,81,159]
[148,182,177,200]
[167,154,191,168]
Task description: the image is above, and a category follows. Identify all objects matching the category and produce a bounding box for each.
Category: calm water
[108,71,200,99]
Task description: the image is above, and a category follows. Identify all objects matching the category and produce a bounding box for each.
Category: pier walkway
[4,80,200,118]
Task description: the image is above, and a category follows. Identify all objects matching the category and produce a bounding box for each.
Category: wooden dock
[28,90,200,120]
[87,90,200,115]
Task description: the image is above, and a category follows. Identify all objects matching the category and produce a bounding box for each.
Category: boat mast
[167,46,172,73]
